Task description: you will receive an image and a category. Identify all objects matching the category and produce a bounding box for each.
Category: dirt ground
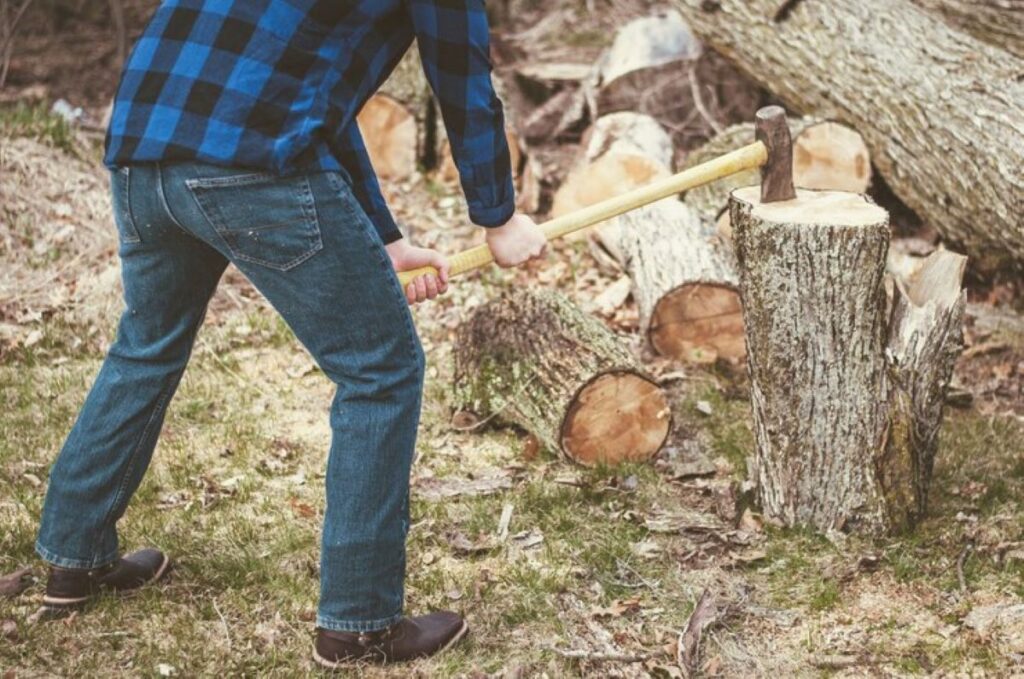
[2,2,1024,677]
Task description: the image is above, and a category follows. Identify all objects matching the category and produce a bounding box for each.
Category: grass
[0,103,78,155]
[2,323,1022,676]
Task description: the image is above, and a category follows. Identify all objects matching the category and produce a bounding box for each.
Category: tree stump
[454,289,672,466]
[600,200,743,363]
[731,186,965,533]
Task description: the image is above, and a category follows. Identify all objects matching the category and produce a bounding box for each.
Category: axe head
[755,106,796,203]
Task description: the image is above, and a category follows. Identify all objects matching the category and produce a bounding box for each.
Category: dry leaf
[521,434,540,461]
[288,497,315,518]
[591,597,642,619]
[738,508,764,533]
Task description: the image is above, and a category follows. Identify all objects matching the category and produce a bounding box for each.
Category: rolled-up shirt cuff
[468,193,516,228]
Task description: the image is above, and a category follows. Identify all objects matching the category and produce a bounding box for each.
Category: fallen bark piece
[600,200,743,363]
[674,0,1024,270]
[911,0,1024,58]
[454,289,671,466]
[731,187,966,533]
[0,568,32,598]
[677,589,722,677]
[878,249,966,529]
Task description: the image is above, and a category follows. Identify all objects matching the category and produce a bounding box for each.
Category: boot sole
[40,553,172,612]
[312,619,469,670]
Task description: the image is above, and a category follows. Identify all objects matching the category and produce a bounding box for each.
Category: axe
[397,106,795,288]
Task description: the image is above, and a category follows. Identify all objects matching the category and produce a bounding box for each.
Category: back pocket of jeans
[186,172,323,271]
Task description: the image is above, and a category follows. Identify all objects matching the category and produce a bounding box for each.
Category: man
[35,0,546,668]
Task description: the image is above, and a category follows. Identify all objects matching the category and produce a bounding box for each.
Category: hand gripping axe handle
[396,106,795,288]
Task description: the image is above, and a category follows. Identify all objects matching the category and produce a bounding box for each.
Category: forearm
[408,0,515,227]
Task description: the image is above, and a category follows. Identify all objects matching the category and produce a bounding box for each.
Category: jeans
[36,163,425,632]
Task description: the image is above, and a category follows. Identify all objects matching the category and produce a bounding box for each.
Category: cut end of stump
[732,186,888,227]
[560,371,671,466]
[650,283,745,363]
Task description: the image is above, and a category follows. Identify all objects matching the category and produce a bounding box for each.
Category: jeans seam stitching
[95,376,176,544]
[120,167,141,244]
[155,163,193,238]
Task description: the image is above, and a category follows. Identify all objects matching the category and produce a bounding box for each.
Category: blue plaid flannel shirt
[104,0,515,243]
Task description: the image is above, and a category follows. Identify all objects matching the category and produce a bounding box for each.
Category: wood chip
[676,589,721,677]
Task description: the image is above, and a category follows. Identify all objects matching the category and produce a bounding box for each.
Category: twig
[809,654,888,670]
[213,598,232,646]
[687,63,725,135]
[548,647,651,663]
[956,539,974,593]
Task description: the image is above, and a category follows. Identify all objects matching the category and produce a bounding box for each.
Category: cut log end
[732,186,888,227]
[560,371,671,466]
[650,283,745,363]
[552,152,670,220]
[793,121,871,194]
[357,95,418,181]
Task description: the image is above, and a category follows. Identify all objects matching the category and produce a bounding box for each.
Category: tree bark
[454,289,672,466]
[731,186,965,534]
[599,200,744,363]
[911,0,1024,59]
[879,249,967,530]
[673,0,1024,270]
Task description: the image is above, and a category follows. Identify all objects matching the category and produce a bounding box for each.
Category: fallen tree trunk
[674,0,1024,270]
[599,200,744,363]
[454,289,671,466]
[731,186,966,533]
[911,0,1024,58]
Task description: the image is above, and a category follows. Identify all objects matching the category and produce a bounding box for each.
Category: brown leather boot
[42,548,170,613]
[313,612,468,667]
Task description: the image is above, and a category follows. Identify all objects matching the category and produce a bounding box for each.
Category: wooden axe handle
[396,140,767,288]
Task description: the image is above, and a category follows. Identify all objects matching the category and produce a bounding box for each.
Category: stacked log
[602,201,743,364]
[587,10,763,148]
[454,289,672,466]
[731,187,965,533]
[672,0,1024,270]
[551,112,673,219]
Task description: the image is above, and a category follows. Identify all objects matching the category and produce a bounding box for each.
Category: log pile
[445,4,976,540]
